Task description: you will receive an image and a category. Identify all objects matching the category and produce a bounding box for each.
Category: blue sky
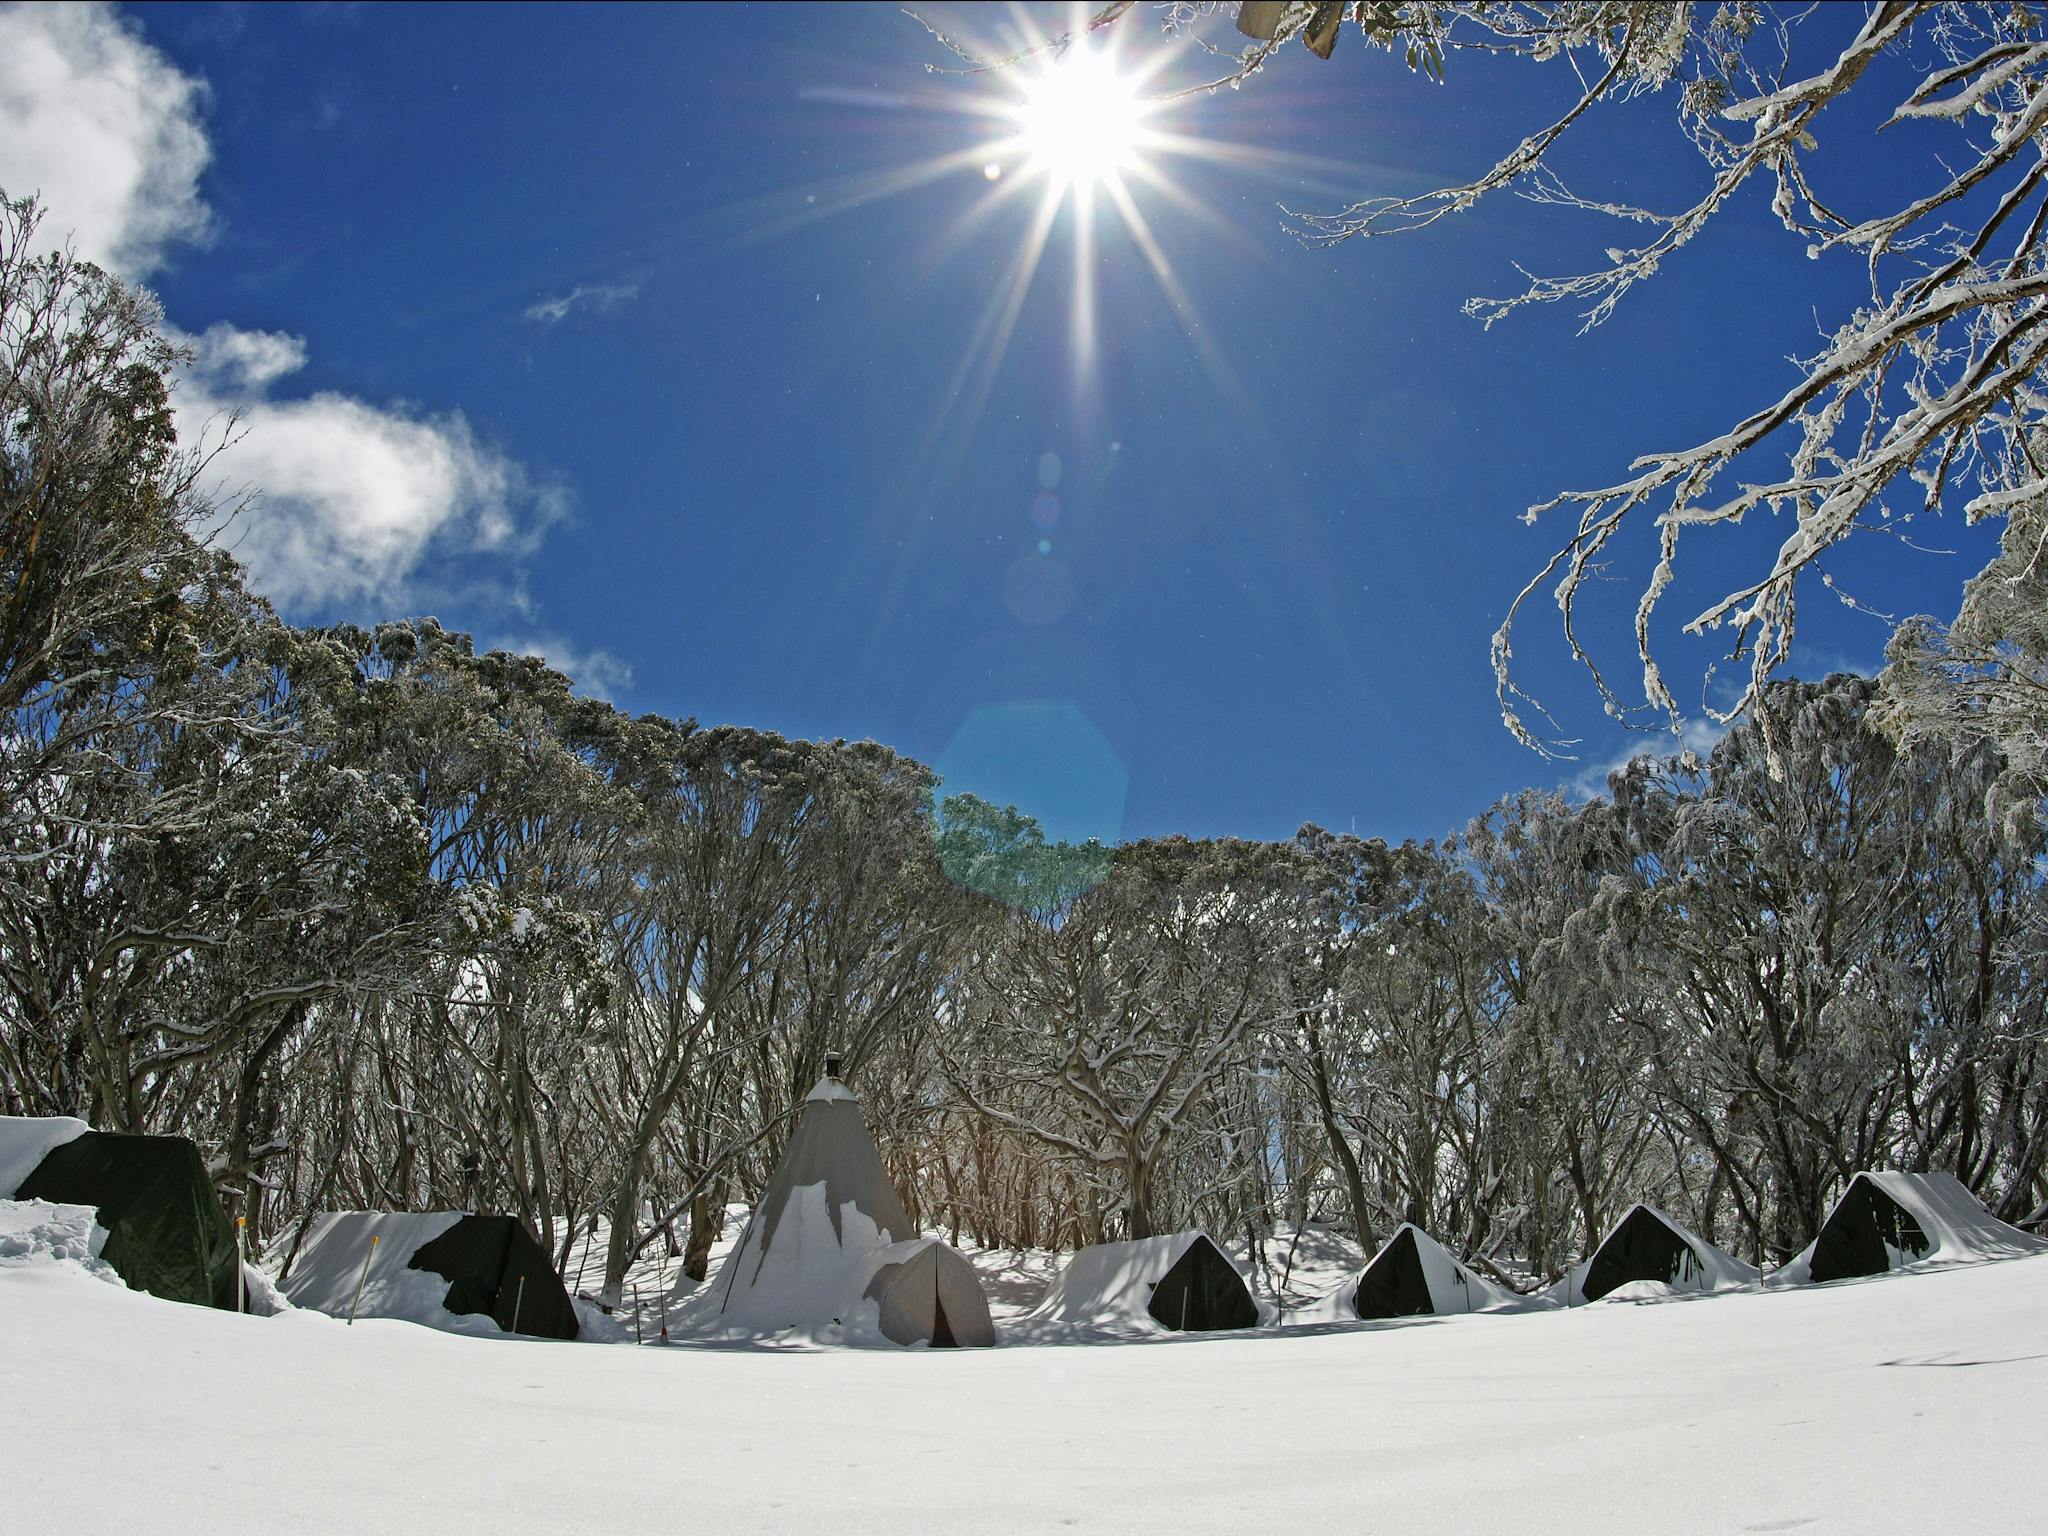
[0,3,1993,845]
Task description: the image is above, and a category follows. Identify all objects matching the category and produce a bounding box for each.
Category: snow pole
[633,1283,644,1345]
[235,1216,246,1315]
[657,1249,669,1344]
[348,1234,379,1326]
[514,1274,527,1336]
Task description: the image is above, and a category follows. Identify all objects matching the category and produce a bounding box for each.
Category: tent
[11,1129,240,1311]
[690,1066,994,1345]
[1788,1171,2047,1285]
[1029,1230,1259,1333]
[1561,1203,1759,1305]
[1348,1223,1520,1319]
[280,1210,579,1339]
[859,1238,997,1348]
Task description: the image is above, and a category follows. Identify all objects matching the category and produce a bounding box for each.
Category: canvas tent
[10,1128,240,1311]
[689,1067,994,1346]
[280,1210,579,1339]
[859,1238,997,1348]
[1029,1230,1259,1333]
[1785,1171,2047,1285]
[1347,1223,1520,1320]
[1560,1203,1759,1305]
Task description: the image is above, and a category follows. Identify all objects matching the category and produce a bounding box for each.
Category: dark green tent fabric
[15,1132,239,1310]
[1809,1176,1932,1284]
[1581,1205,1701,1302]
[1147,1233,1257,1332]
[1355,1227,1435,1318]
[408,1215,579,1340]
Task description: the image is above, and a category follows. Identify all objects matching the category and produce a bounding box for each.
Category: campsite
[5,1089,2048,1534]
[7,2,2048,1531]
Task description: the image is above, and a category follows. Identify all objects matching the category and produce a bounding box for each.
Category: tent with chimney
[1028,1230,1259,1334]
[4,1120,240,1311]
[1555,1203,1759,1305]
[1344,1223,1521,1319]
[278,1210,579,1339]
[1780,1171,2047,1285]
[687,1059,995,1347]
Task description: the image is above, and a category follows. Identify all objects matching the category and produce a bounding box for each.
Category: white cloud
[522,282,638,326]
[180,323,567,612]
[0,4,590,633]
[0,2,212,277]
[184,321,309,392]
[490,635,635,702]
[1566,715,1729,801]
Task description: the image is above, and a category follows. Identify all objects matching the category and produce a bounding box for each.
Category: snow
[803,1075,858,1103]
[0,1198,119,1287]
[4,1238,2045,1532]
[0,1113,89,1197]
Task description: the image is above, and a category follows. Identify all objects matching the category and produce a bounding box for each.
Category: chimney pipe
[824,1052,844,1080]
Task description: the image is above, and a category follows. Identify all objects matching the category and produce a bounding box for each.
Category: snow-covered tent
[860,1237,997,1347]
[280,1211,579,1339]
[689,1068,994,1346]
[1029,1230,1259,1333]
[5,1121,240,1311]
[1345,1223,1520,1319]
[1783,1171,2047,1285]
[1560,1203,1759,1305]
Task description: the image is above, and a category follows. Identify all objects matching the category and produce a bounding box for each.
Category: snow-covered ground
[4,1226,2044,1534]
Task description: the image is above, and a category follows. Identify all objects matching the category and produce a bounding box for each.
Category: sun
[1013,50,1150,190]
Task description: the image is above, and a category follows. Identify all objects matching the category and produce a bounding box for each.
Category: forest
[4,187,2045,1309]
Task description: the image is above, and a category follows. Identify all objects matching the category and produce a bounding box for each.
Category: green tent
[280,1210,579,1339]
[410,1215,580,1340]
[14,1131,239,1310]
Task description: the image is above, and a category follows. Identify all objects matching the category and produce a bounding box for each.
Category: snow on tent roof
[279,1211,579,1339]
[12,1129,241,1310]
[684,1073,955,1341]
[1347,1224,1523,1320]
[0,1115,89,1199]
[1781,1171,2048,1286]
[1559,1203,1759,1306]
[1028,1230,1259,1334]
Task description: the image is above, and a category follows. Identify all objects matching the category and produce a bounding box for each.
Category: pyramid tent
[1562,1203,1759,1305]
[691,1070,993,1345]
[1786,1171,2047,1285]
[12,1129,241,1310]
[1348,1223,1520,1319]
[280,1210,579,1339]
[1029,1230,1259,1333]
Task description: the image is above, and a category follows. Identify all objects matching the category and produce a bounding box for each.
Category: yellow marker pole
[348,1234,380,1326]
[235,1216,247,1314]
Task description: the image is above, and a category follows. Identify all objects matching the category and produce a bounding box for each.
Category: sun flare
[1014,51,1149,190]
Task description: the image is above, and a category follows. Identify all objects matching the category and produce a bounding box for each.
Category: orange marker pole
[235,1216,247,1314]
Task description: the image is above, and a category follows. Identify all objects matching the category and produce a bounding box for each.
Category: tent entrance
[931,1289,957,1349]
[1146,1235,1258,1332]
[1355,1227,1435,1319]
[1810,1177,1932,1283]
[1582,1206,1698,1302]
